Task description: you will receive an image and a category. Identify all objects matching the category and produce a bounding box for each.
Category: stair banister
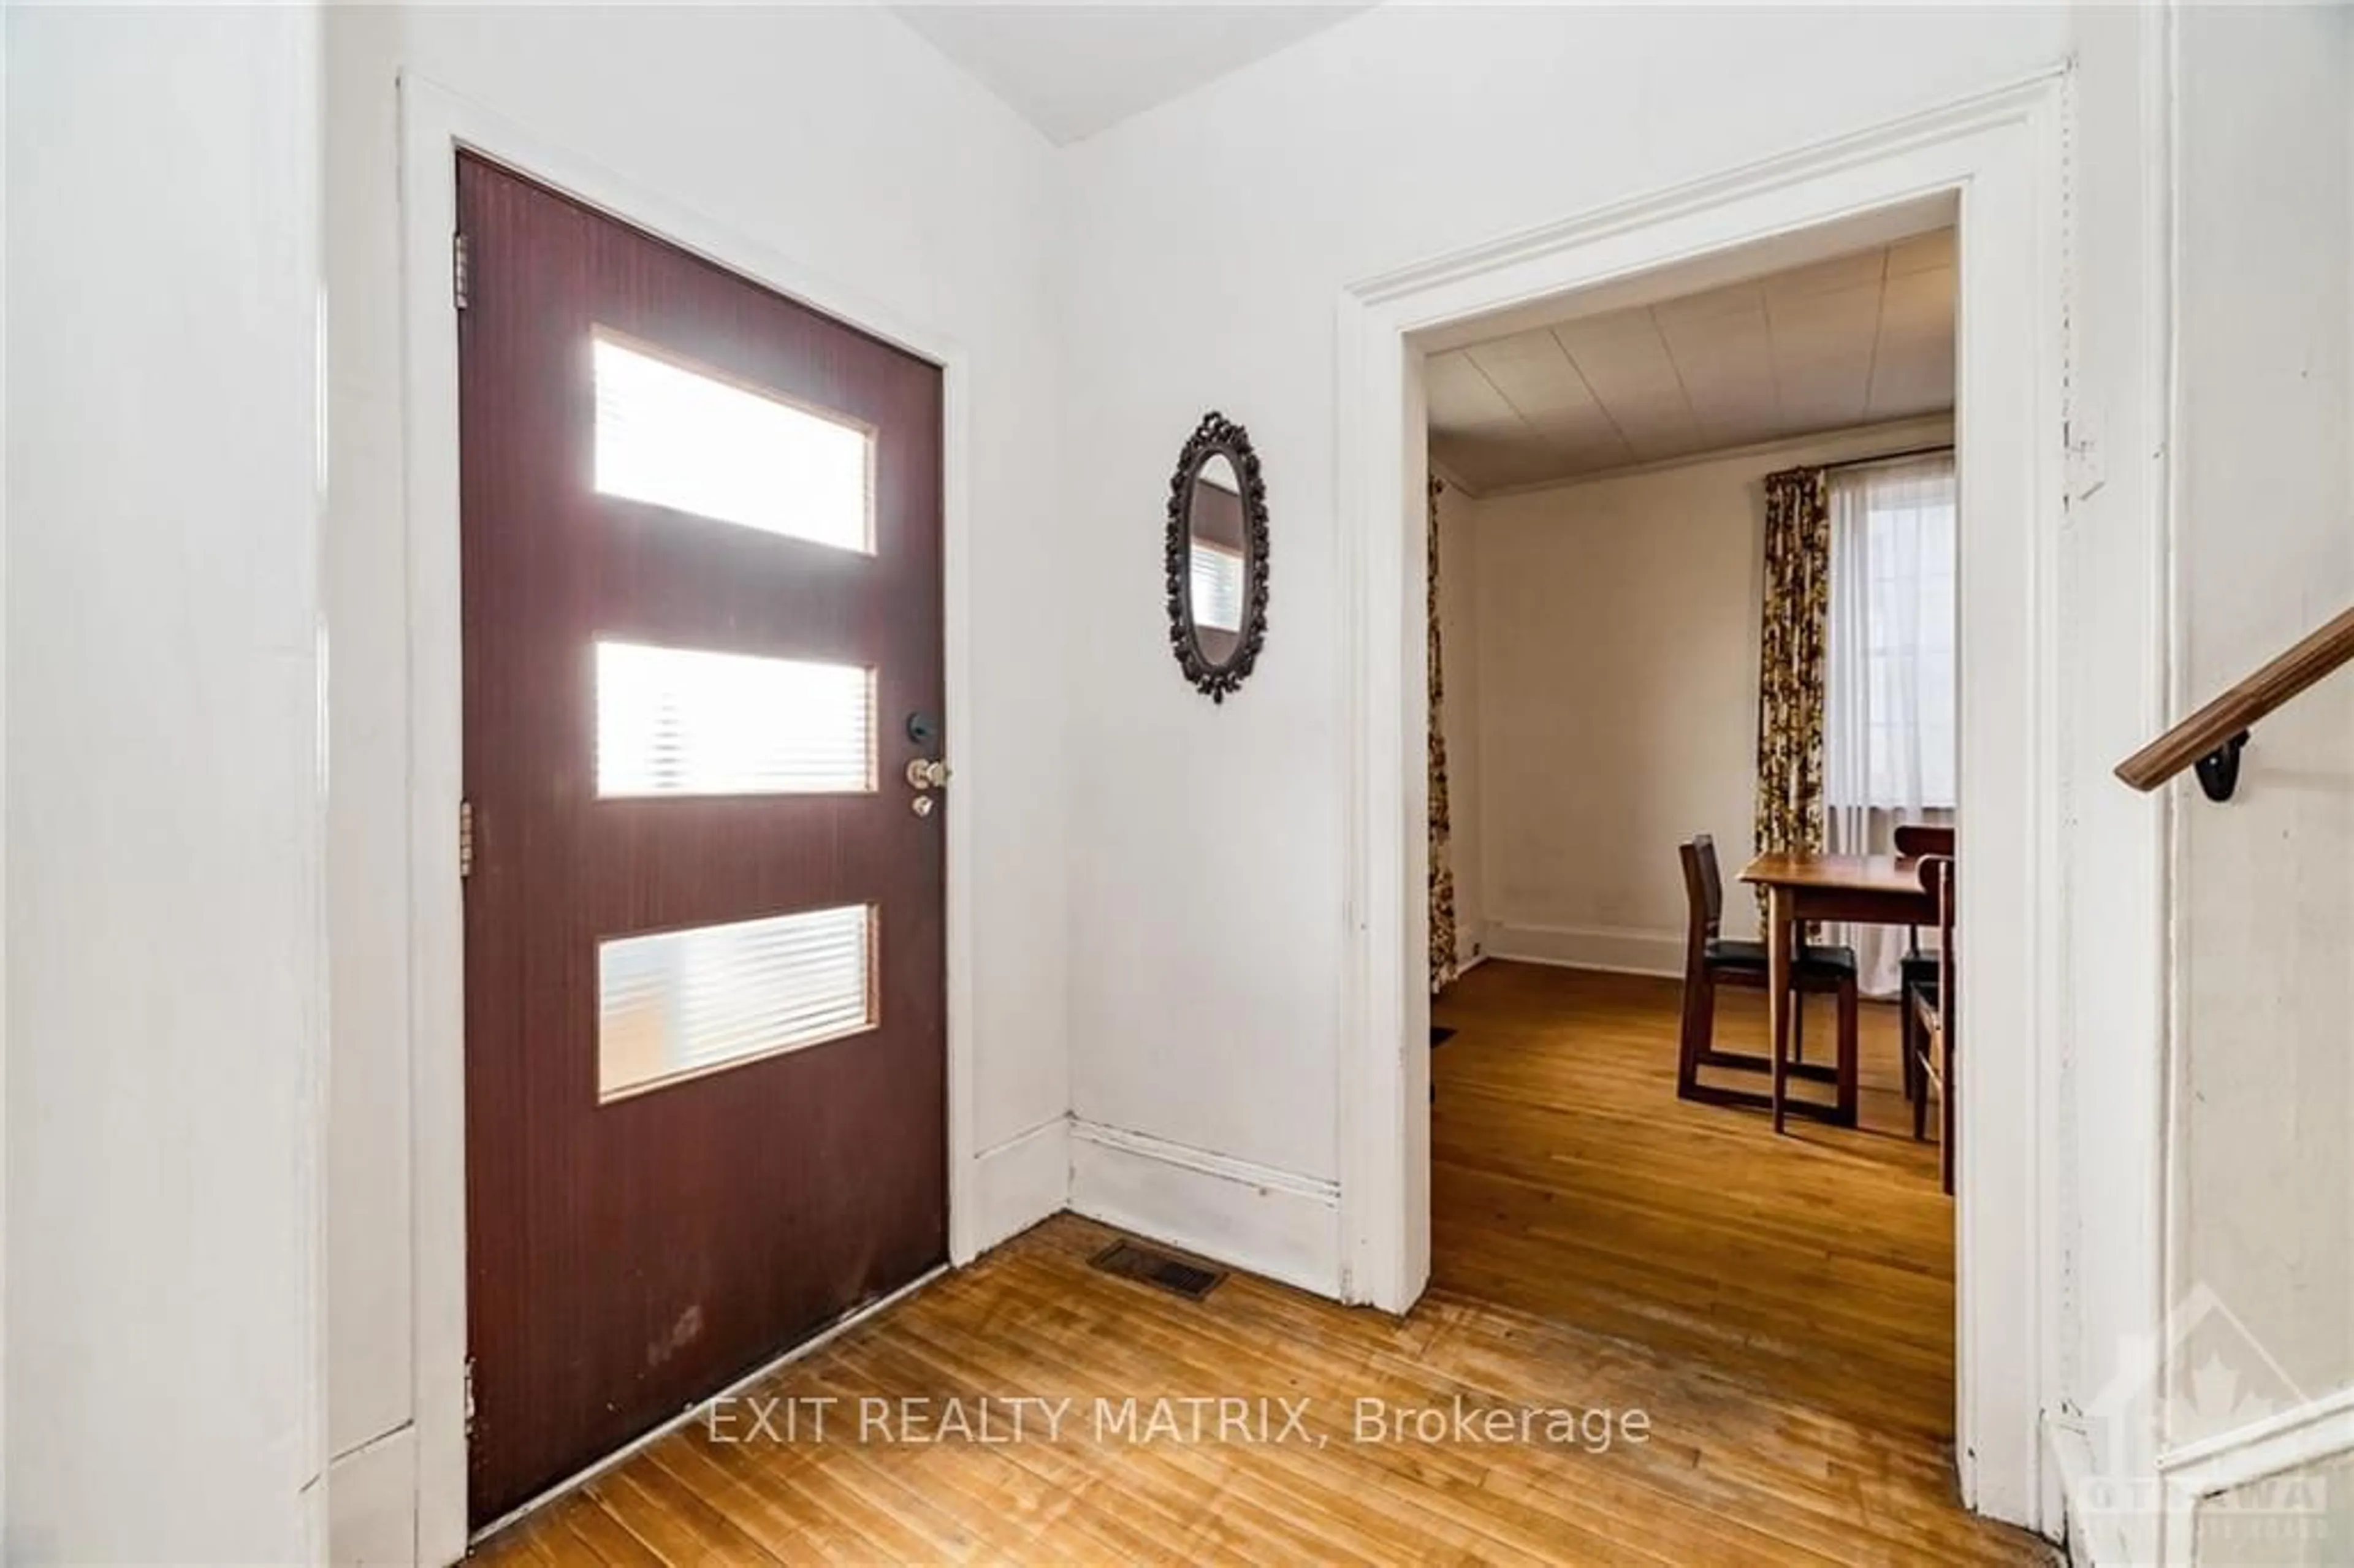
[2115,604,2354,801]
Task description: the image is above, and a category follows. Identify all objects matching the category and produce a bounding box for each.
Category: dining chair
[1677,835,1860,1108]
[1892,823,1957,857]
[1894,821,1954,1100]
[1905,853,1957,1193]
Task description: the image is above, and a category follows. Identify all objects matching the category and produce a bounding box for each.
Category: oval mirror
[1166,412,1268,701]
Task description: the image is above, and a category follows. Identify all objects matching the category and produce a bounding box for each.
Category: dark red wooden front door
[457,153,947,1525]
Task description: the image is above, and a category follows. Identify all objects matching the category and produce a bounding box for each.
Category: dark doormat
[1431,1026,1457,1047]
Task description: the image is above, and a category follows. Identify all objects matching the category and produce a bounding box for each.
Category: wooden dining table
[1739,851,1939,1132]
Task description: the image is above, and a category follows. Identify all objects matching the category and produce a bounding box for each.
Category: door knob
[905,758,951,791]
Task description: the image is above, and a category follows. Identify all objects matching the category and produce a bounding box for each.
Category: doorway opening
[1419,216,1971,1542]
[1333,74,2071,1539]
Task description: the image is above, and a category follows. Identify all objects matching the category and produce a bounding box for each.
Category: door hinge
[452,231,471,312]
[463,1356,478,1440]
[458,798,476,880]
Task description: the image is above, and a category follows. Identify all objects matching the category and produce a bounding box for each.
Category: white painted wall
[2168,0,2354,1467]
[1460,419,1952,977]
[9,3,2346,1558]
[1432,476,1482,969]
[1058,4,2068,1290]
[321,6,1068,1558]
[4,7,326,1561]
[1,15,10,1539]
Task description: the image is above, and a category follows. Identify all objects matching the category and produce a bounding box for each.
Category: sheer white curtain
[1824,454,1957,995]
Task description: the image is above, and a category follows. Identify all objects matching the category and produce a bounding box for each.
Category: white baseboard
[1480,921,1685,979]
[963,1116,1070,1260]
[327,1422,418,1567]
[1067,1119,1341,1298]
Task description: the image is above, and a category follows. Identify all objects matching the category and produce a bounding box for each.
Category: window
[1826,455,1957,810]
[596,641,875,797]
[598,903,878,1100]
[592,330,875,554]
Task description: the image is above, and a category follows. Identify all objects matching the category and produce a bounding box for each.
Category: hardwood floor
[1434,962,1957,1444]
[473,962,2048,1565]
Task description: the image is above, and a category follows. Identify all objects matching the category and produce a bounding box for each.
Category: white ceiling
[891,4,1373,145]
[1428,230,1956,492]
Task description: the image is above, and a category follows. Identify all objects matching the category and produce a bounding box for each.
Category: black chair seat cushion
[1900,950,1939,987]
[1705,937,1857,976]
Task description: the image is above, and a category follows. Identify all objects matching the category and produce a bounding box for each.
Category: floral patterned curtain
[1753,465,1832,910]
[1428,478,1458,994]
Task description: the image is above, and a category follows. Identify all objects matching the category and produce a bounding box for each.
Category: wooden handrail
[2116,603,2354,794]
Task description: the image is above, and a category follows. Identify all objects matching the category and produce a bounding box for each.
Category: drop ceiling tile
[1636,427,1721,463]
[1461,329,1569,373]
[1426,432,1500,487]
[1707,411,1797,451]
[1423,349,1520,433]
[1761,247,1886,302]
[1552,315,1682,397]
[1655,289,1777,444]
[1685,382,1784,447]
[1557,435,1640,473]
[1863,263,1954,420]
[1867,337,1956,419]
[1433,432,1564,492]
[1651,280,1766,329]
[1553,315,1701,458]
[1766,282,1880,428]
[1766,280,1883,341]
[1489,452,1587,490]
[1879,266,1955,330]
[1774,382,1870,433]
[1773,356,1875,429]
[1428,230,1955,490]
[1654,290,1770,353]
[1466,331,1596,420]
[1523,397,1621,441]
[1887,227,1957,276]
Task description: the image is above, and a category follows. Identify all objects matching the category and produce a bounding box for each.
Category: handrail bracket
[2193,730,2250,804]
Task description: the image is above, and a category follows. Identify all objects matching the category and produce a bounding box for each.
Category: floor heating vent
[1089,1238,1227,1301]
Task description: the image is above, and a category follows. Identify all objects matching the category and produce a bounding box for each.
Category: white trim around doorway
[394,74,982,1565]
[1330,68,2122,1541]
